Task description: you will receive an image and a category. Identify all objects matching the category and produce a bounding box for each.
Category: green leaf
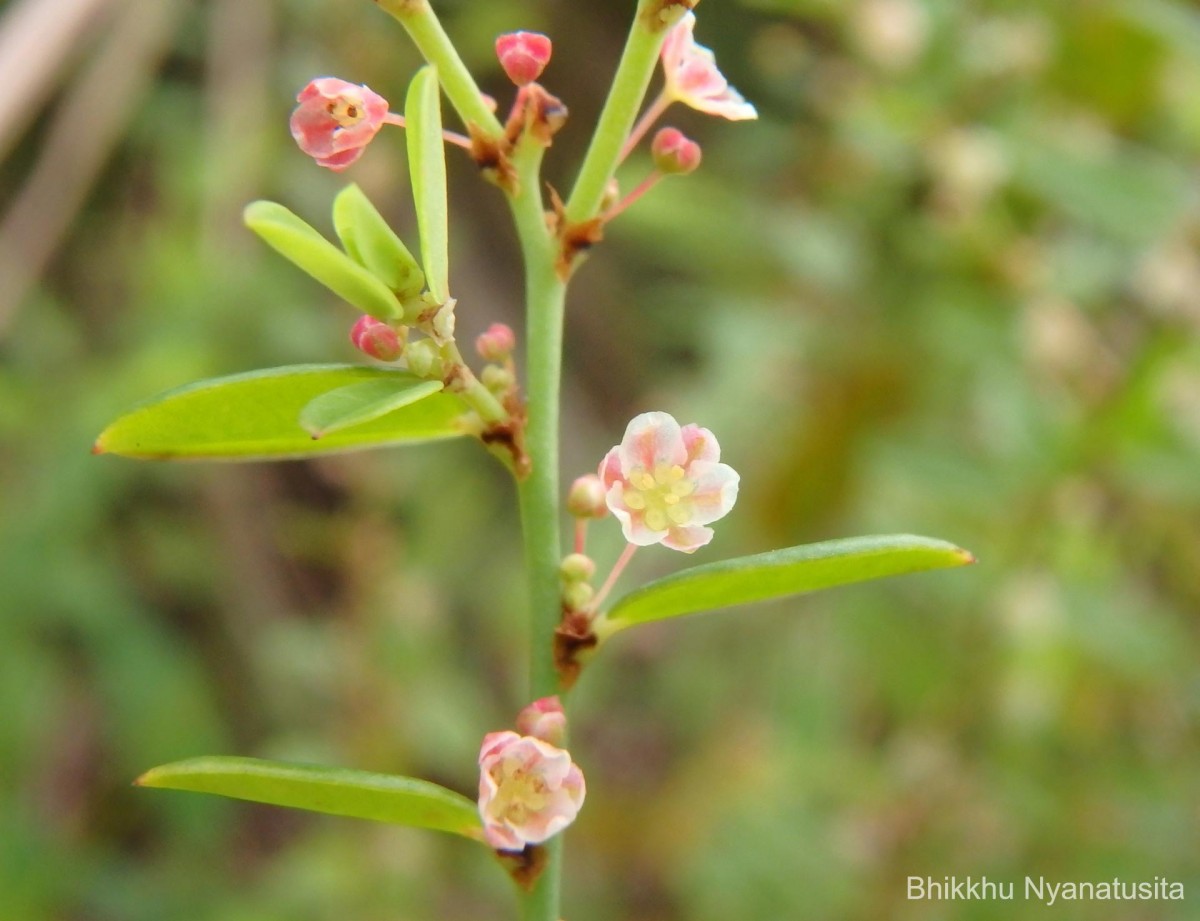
[244,200,404,320]
[94,365,469,461]
[137,756,483,841]
[598,535,975,635]
[406,66,450,303]
[299,378,444,438]
[332,183,426,302]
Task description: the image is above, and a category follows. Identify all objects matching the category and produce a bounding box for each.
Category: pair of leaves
[137,535,972,839]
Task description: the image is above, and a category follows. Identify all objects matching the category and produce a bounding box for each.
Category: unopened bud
[563,580,595,612]
[482,364,515,394]
[496,31,553,87]
[350,315,405,361]
[405,338,442,378]
[476,322,517,362]
[560,553,596,583]
[567,474,608,519]
[515,696,567,745]
[651,127,702,175]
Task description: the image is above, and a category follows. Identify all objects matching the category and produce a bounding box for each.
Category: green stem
[375,0,504,138]
[564,1,684,224]
[509,136,564,703]
[439,337,509,425]
[506,136,567,921]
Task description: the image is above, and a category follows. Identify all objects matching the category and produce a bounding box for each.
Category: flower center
[621,463,696,532]
[493,759,551,826]
[326,94,365,128]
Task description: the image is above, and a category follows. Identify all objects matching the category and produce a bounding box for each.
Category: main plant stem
[509,138,568,921]
[383,4,685,919]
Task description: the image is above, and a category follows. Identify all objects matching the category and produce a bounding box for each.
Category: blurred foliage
[2,0,1199,918]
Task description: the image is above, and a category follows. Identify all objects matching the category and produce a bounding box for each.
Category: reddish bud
[476,322,517,361]
[567,474,609,519]
[350,315,404,361]
[651,127,702,175]
[516,697,568,745]
[496,31,553,86]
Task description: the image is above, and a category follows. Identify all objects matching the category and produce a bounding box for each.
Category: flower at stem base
[600,412,739,553]
[290,78,389,171]
[478,731,585,850]
[660,12,757,121]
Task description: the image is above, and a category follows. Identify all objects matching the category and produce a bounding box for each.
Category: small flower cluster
[554,412,739,683]
[606,11,758,219]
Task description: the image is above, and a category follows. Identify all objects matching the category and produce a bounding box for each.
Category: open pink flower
[600,412,739,552]
[478,731,586,851]
[290,77,390,171]
[660,12,757,121]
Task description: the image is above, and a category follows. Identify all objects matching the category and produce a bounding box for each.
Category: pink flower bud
[478,731,585,851]
[476,322,517,361]
[599,412,739,552]
[290,77,389,171]
[350,315,404,361]
[496,31,553,87]
[651,127,702,174]
[567,474,609,519]
[516,696,568,745]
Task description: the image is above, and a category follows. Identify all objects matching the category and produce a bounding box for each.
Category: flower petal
[662,525,714,552]
[617,411,686,472]
[680,423,720,463]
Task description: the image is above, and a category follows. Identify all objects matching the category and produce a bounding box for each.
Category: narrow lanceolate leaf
[244,200,404,320]
[332,183,425,300]
[137,756,484,841]
[300,378,444,438]
[598,535,975,636]
[94,365,468,461]
[406,66,450,303]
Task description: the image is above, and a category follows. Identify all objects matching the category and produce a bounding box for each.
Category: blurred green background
[2,0,1199,918]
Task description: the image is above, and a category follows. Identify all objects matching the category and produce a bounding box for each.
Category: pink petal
[662,525,714,552]
[315,147,366,171]
[685,461,740,525]
[660,11,697,72]
[479,730,521,764]
[598,447,624,489]
[618,411,686,472]
[680,423,720,463]
[613,503,666,546]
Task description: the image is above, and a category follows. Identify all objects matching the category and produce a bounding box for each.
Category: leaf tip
[955,547,978,566]
[91,439,106,455]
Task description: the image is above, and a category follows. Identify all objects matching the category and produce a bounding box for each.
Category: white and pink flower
[290,78,390,171]
[599,412,739,553]
[478,731,586,851]
[660,12,757,121]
